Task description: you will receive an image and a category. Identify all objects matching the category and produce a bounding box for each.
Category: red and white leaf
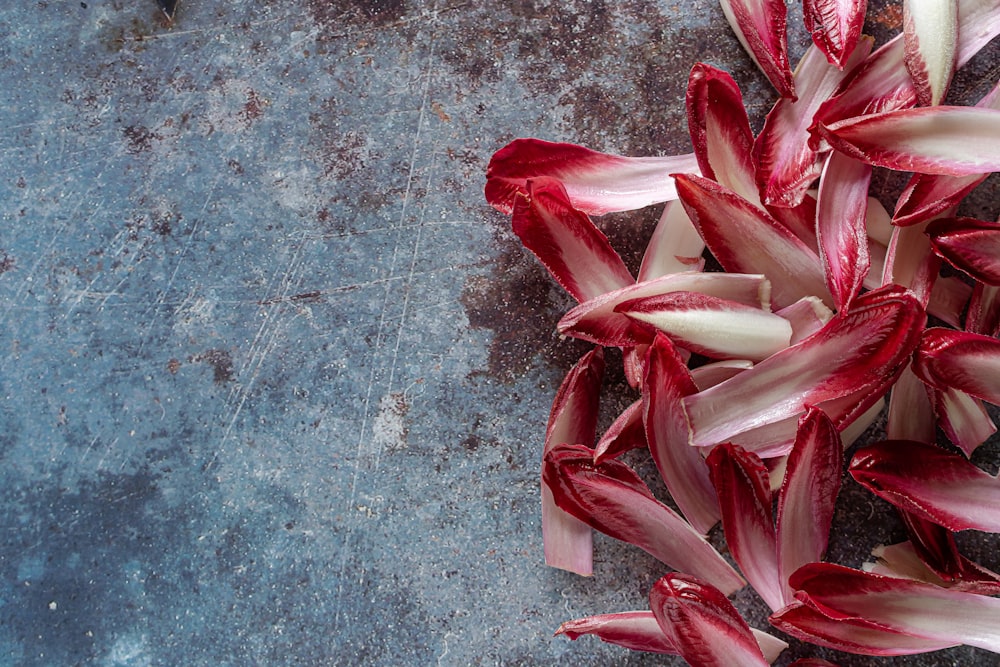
[638,201,706,281]
[770,600,960,656]
[643,334,721,535]
[933,385,997,456]
[486,138,700,215]
[886,363,936,444]
[558,271,771,347]
[511,177,634,303]
[903,0,959,106]
[682,286,925,447]
[674,173,831,308]
[541,347,604,575]
[649,573,771,666]
[753,38,872,208]
[820,106,1000,176]
[718,0,796,99]
[619,292,792,361]
[691,359,754,390]
[882,217,942,307]
[593,399,645,464]
[555,611,678,654]
[543,443,746,594]
[707,444,783,611]
[776,297,834,343]
[927,216,1000,285]
[868,539,1000,595]
[815,150,871,310]
[898,512,1000,592]
[967,283,1000,336]
[789,562,1000,653]
[686,62,759,202]
[913,327,1000,404]
[776,407,842,605]
[850,439,1000,532]
[803,0,867,69]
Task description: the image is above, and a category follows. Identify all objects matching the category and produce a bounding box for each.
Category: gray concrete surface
[0,0,997,665]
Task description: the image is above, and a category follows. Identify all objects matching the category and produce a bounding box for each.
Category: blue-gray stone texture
[0,0,997,665]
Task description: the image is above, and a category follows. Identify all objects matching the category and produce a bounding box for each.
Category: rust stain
[431,101,451,123]
[872,4,903,29]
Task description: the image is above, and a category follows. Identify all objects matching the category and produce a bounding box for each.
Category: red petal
[928,216,1000,285]
[649,573,770,667]
[543,443,745,594]
[850,439,1000,532]
[486,138,700,215]
[643,334,721,534]
[682,286,925,447]
[913,327,1000,404]
[820,106,1000,176]
[707,444,783,611]
[752,39,872,208]
[674,173,830,308]
[815,151,871,310]
[593,399,645,464]
[512,177,633,303]
[803,0,867,68]
[718,0,795,99]
[555,611,678,654]
[541,348,604,575]
[776,407,842,605]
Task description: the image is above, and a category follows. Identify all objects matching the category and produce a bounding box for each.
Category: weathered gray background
[0,0,997,665]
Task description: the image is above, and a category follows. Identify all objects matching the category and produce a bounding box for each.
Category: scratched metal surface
[0,0,997,665]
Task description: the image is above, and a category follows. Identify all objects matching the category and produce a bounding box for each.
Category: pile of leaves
[484,0,1000,664]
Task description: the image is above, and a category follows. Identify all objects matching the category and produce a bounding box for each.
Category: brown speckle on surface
[191,349,235,385]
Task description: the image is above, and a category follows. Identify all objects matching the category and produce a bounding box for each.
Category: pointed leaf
[803,0,867,68]
[913,327,1000,404]
[690,359,753,390]
[512,177,633,303]
[619,291,792,361]
[903,0,958,106]
[898,512,1000,592]
[928,216,1000,285]
[820,106,1000,176]
[558,271,771,347]
[850,439,1000,532]
[674,173,830,308]
[886,362,936,444]
[790,562,1000,653]
[967,283,1000,336]
[643,334,721,534]
[932,385,997,456]
[555,611,678,654]
[649,573,770,667]
[541,347,604,575]
[882,217,942,307]
[593,399,645,464]
[486,139,700,215]
[682,286,925,447]
[543,443,745,594]
[638,201,706,281]
[816,151,871,310]
[718,0,795,99]
[752,39,872,208]
[707,444,783,611]
[777,407,842,605]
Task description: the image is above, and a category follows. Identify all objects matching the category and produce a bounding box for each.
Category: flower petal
[707,443,783,611]
[541,348,604,575]
[718,0,795,99]
[674,173,831,308]
[850,439,1000,532]
[815,151,871,310]
[643,334,721,534]
[543,443,746,594]
[486,138,700,215]
[789,562,1000,653]
[558,271,771,347]
[512,177,634,302]
[752,38,872,208]
[803,0,867,68]
[619,292,793,361]
[903,0,959,106]
[820,106,1000,176]
[682,286,925,447]
[555,611,678,654]
[913,327,1000,404]
[649,573,771,666]
[927,216,1000,285]
[776,407,842,605]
